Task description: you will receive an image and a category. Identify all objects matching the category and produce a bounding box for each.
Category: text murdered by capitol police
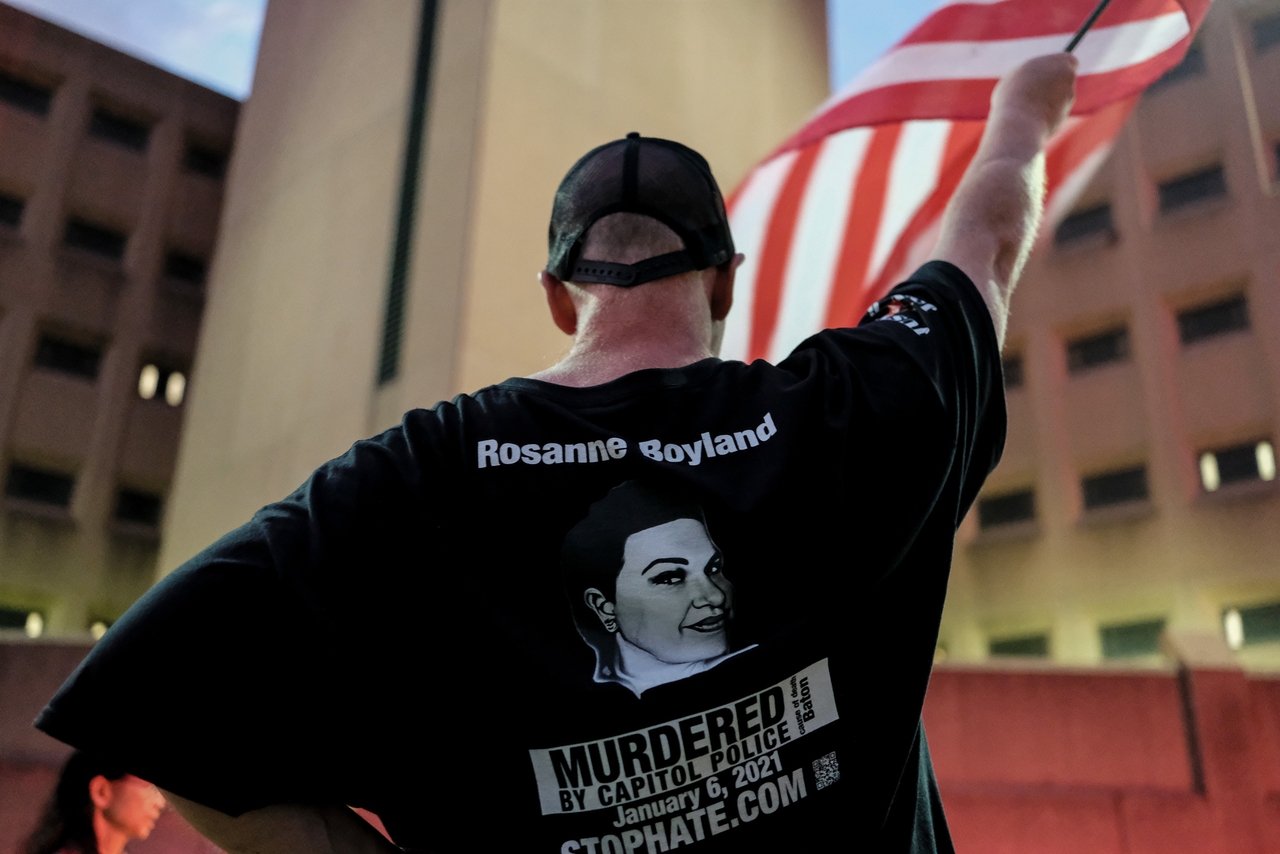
[477,413,778,469]
[528,659,841,853]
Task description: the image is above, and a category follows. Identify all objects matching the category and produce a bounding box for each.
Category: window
[114,488,162,526]
[0,69,53,115]
[1002,354,1025,389]
[0,191,23,227]
[1177,294,1248,344]
[1082,466,1148,510]
[64,217,127,259]
[978,490,1035,528]
[137,363,186,406]
[88,107,150,151]
[5,463,74,507]
[990,634,1049,657]
[164,251,207,286]
[1067,327,1129,373]
[1100,619,1165,658]
[0,606,44,638]
[1054,203,1115,246]
[1199,440,1276,491]
[1253,11,1280,53]
[1149,41,1206,91]
[1158,165,1227,214]
[1223,602,1280,649]
[34,334,102,379]
[184,144,227,179]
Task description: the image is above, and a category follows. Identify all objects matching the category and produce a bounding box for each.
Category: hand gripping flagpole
[1065,0,1116,52]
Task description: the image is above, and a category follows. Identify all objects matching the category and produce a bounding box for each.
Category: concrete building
[156,0,830,575]
[942,0,1280,670]
[0,3,238,636]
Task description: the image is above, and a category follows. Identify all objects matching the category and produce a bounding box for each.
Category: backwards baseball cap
[547,132,735,288]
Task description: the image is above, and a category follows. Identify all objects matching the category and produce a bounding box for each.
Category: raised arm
[932,54,1078,347]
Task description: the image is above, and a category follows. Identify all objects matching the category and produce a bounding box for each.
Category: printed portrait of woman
[561,480,753,698]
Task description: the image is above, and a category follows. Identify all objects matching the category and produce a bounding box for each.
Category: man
[36,54,1077,853]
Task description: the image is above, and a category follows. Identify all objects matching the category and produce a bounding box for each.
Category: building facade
[0,4,238,636]
[942,0,1280,670]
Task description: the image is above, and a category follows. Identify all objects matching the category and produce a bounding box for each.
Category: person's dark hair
[24,751,128,854]
[561,480,707,650]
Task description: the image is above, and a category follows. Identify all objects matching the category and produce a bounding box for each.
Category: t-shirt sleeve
[34,414,451,817]
[778,260,1006,569]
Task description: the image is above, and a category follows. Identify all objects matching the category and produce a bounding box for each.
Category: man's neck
[528,335,714,388]
[93,812,128,854]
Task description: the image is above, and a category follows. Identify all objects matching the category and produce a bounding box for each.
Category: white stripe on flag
[869,120,951,285]
[822,12,1188,108]
[722,151,799,362]
[767,128,872,362]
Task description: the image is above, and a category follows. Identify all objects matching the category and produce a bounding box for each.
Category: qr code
[812,751,840,790]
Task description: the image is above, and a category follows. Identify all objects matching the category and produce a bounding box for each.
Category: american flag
[721,0,1213,364]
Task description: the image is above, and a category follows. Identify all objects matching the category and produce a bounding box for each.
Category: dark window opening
[34,334,102,379]
[1253,11,1280,53]
[114,488,162,526]
[1239,603,1280,644]
[990,634,1049,657]
[88,107,150,151]
[1054,203,1115,246]
[1101,619,1165,658]
[164,251,207,285]
[1002,355,1025,389]
[978,490,1035,528]
[5,464,74,507]
[1158,165,1227,213]
[1149,42,1206,91]
[0,69,53,115]
[0,606,33,629]
[1082,466,1149,510]
[184,144,227,179]
[1067,327,1129,373]
[1178,294,1248,344]
[0,192,23,227]
[1204,442,1267,489]
[64,217,126,259]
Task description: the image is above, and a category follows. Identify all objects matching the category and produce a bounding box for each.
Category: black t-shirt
[37,261,1004,853]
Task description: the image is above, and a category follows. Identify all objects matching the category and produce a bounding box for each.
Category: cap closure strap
[570,250,698,288]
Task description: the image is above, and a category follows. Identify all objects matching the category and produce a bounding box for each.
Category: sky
[4,0,267,99]
[6,0,942,101]
[826,0,942,92]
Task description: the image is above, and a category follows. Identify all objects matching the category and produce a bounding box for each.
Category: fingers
[992,53,1080,137]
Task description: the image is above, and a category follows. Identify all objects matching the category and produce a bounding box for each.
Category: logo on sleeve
[864,293,936,336]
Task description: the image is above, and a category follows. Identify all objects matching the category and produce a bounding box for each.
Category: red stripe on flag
[781,80,998,154]
[898,0,1181,45]
[822,124,902,329]
[746,143,822,362]
[859,121,985,316]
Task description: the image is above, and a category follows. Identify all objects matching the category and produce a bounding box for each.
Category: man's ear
[709,253,743,322]
[540,270,578,336]
[89,775,114,810]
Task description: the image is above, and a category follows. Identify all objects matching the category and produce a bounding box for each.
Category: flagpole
[1065,0,1115,52]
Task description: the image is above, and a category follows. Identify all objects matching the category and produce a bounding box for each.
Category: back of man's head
[546,133,734,289]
